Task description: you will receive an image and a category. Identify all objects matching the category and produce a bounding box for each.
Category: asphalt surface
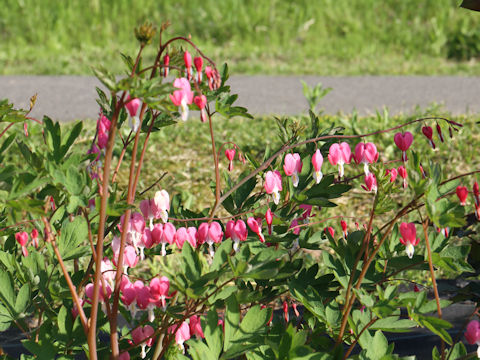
[2,76,480,121]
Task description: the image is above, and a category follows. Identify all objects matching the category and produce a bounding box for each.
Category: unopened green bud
[135,22,156,45]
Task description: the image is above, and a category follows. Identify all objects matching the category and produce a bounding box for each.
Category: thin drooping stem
[210,116,454,218]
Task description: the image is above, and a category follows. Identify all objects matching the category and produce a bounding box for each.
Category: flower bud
[134,22,156,45]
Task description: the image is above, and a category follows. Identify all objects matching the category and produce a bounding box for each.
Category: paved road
[1,76,480,121]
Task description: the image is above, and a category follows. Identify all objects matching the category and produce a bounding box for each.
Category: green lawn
[2,0,480,75]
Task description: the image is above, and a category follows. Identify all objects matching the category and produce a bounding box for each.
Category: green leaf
[58,217,88,261]
[64,166,85,196]
[416,315,452,344]
[188,339,215,360]
[92,66,117,91]
[224,294,240,351]
[22,339,56,360]
[14,283,30,315]
[366,331,388,360]
[181,242,202,282]
[449,341,467,359]
[0,269,15,314]
[204,309,222,359]
[59,121,83,159]
[212,239,232,271]
[209,285,238,304]
[234,305,271,342]
[370,317,416,332]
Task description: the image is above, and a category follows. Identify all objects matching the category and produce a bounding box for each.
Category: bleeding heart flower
[15,232,29,257]
[436,123,444,143]
[31,228,39,248]
[225,148,236,171]
[123,246,138,273]
[121,280,137,318]
[386,168,398,183]
[163,54,170,77]
[125,97,142,133]
[205,66,214,90]
[194,56,203,82]
[325,226,335,239]
[132,325,155,359]
[354,142,379,175]
[101,257,115,288]
[399,222,420,259]
[474,182,480,205]
[197,222,223,256]
[328,142,351,178]
[299,204,313,220]
[312,149,324,184]
[169,321,191,353]
[473,182,480,220]
[465,320,480,343]
[184,51,192,80]
[134,281,151,312]
[194,95,207,122]
[341,220,348,239]
[264,170,283,205]
[85,282,112,305]
[422,126,436,149]
[175,227,197,249]
[283,300,289,322]
[189,315,205,339]
[289,218,301,235]
[265,208,273,235]
[149,276,171,316]
[394,132,413,162]
[153,190,170,223]
[465,320,480,358]
[456,186,468,206]
[283,153,303,187]
[170,78,194,121]
[247,217,265,243]
[225,219,247,252]
[398,166,408,188]
[361,173,377,193]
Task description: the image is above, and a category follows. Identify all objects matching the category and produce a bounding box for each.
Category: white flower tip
[129,116,140,133]
[148,308,155,322]
[364,163,370,176]
[209,244,215,257]
[233,240,239,252]
[292,173,299,187]
[180,104,189,121]
[161,243,166,256]
[314,171,323,184]
[161,210,169,224]
[339,163,345,178]
[273,191,280,205]
[406,243,414,259]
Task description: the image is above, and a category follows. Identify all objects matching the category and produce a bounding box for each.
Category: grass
[3,0,480,75]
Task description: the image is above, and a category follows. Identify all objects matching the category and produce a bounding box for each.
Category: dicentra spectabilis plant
[0,21,479,360]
